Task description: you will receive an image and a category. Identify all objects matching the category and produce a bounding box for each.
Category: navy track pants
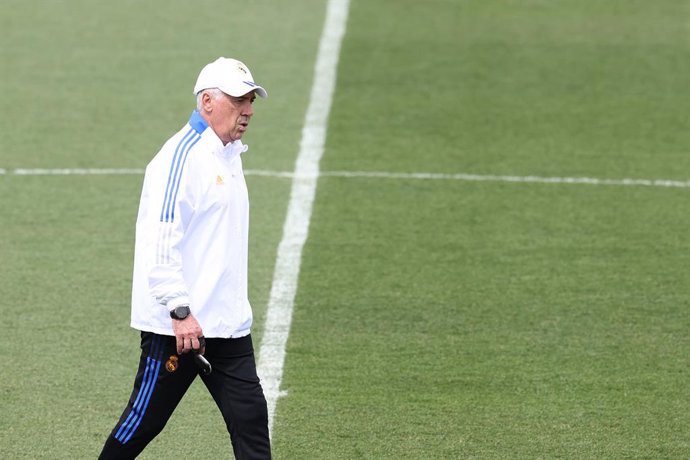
[99,332,271,459]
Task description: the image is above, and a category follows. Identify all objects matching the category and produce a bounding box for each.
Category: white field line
[3,167,690,189]
[255,0,350,436]
[323,170,690,188]
[8,168,146,175]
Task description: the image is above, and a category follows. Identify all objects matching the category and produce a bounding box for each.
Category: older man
[99,57,271,459]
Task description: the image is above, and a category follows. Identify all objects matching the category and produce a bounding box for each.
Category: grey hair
[196,88,225,110]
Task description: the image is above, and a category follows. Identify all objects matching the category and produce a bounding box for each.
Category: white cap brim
[217,82,268,98]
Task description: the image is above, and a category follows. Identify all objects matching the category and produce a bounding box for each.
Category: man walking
[99,57,271,459]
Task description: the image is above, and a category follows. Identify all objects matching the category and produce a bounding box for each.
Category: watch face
[171,306,190,319]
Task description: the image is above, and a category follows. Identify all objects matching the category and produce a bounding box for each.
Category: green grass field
[2,0,689,458]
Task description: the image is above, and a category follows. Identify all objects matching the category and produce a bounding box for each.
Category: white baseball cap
[193,57,268,98]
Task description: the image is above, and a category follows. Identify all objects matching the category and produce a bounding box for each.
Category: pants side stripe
[114,336,163,443]
[121,359,163,444]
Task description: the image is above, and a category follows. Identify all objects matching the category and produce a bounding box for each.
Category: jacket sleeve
[140,155,197,311]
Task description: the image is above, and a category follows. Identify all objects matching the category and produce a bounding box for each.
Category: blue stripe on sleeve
[166,135,201,222]
[159,128,194,222]
[159,128,200,223]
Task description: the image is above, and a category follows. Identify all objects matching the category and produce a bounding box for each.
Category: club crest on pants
[165,355,179,372]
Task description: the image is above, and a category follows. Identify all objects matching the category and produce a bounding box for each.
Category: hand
[171,314,205,355]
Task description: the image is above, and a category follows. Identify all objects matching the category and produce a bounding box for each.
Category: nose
[243,101,254,117]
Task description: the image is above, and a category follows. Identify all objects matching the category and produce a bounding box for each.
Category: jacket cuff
[167,296,191,311]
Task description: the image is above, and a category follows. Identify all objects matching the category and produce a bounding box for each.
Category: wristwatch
[170,305,191,320]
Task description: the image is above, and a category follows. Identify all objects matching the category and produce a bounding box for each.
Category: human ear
[202,91,214,113]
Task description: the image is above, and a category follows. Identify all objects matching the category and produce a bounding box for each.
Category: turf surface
[2,0,689,458]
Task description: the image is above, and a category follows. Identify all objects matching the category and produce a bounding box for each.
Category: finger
[185,337,194,353]
[179,337,193,354]
[198,336,206,355]
[191,336,200,352]
[176,336,184,355]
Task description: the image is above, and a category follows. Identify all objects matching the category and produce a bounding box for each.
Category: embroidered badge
[165,355,179,373]
[216,175,224,185]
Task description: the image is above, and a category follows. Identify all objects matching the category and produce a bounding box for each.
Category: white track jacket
[130,111,252,338]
